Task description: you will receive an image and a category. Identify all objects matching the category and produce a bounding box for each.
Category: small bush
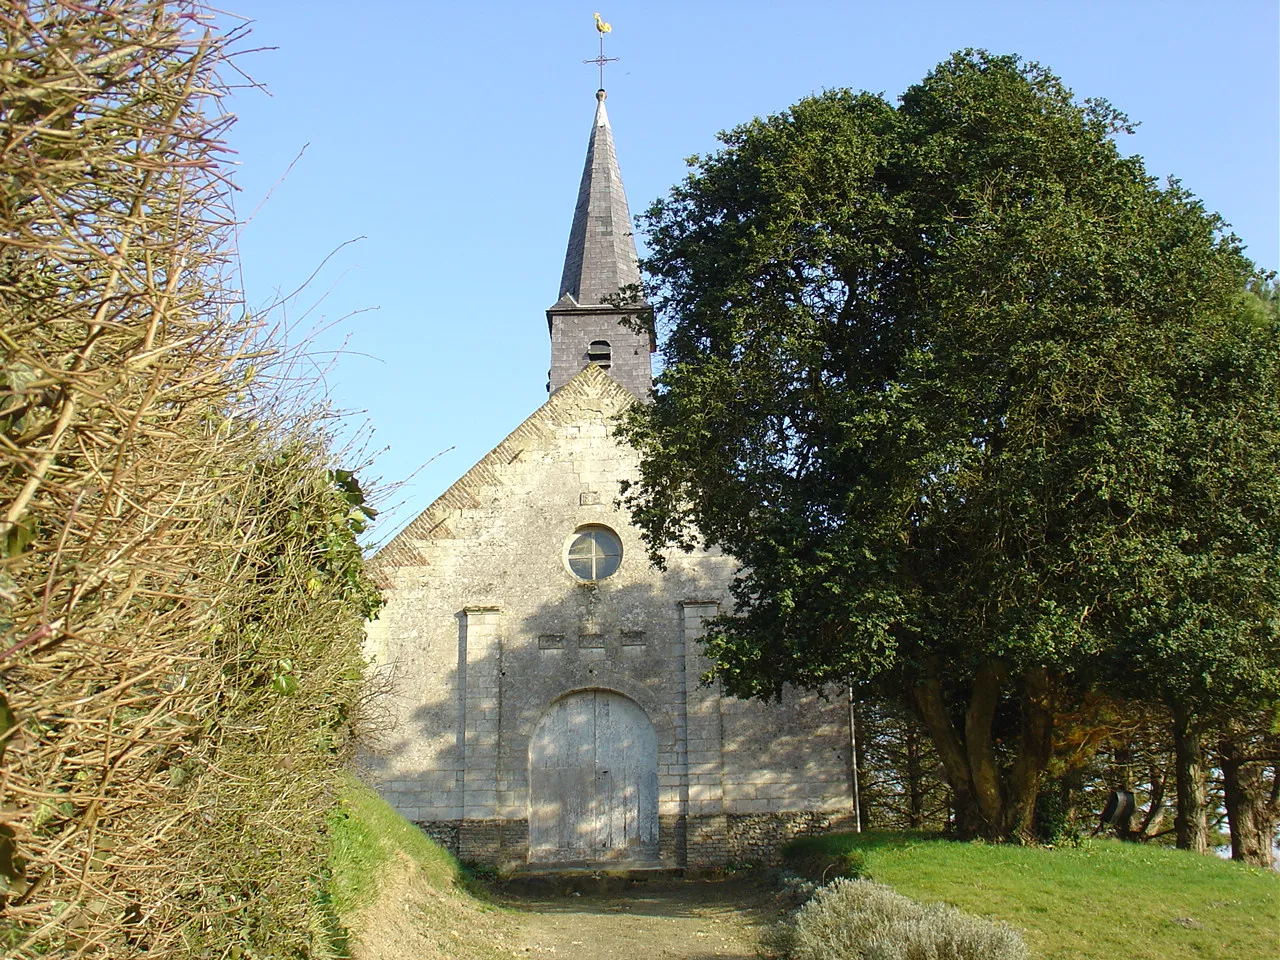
[784,878,1028,960]
[1033,780,1076,844]
[776,871,821,904]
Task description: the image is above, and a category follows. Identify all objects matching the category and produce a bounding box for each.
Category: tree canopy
[621,51,1280,840]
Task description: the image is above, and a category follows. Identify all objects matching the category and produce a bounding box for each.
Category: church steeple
[557,89,642,307]
[547,89,653,400]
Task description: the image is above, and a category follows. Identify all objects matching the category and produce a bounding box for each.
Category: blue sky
[223,2,1279,546]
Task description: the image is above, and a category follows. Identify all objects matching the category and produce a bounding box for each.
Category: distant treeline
[854,696,1279,866]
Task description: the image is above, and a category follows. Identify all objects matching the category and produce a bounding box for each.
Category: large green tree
[1110,280,1280,852]
[621,51,1280,841]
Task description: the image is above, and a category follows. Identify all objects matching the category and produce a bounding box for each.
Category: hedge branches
[0,3,378,956]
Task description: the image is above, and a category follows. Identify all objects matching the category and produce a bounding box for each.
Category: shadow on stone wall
[360,572,855,867]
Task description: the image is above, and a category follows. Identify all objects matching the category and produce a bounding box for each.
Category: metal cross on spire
[584,12,618,88]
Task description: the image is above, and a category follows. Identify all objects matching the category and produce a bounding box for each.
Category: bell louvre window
[587,340,612,369]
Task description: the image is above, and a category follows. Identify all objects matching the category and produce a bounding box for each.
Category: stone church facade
[365,90,854,871]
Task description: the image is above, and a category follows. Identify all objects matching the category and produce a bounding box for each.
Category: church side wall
[363,568,466,826]
[720,690,856,864]
[681,606,856,866]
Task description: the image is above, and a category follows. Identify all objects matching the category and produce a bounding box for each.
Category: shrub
[785,878,1029,960]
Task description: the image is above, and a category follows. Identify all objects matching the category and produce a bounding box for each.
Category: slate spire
[546,89,653,400]
[556,89,643,306]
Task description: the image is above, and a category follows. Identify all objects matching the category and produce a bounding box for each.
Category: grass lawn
[784,831,1279,960]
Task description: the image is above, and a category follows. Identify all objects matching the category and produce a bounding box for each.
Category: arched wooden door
[528,690,658,862]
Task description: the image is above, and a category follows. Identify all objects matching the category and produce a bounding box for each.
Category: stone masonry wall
[367,366,854,870]
[421,812,857,871]
[418,819,460,854]
[548,306,653,400]
[726,812,859,866]
[719,687,854,820]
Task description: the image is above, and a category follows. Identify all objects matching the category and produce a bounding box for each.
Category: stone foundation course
[419,811,853,871]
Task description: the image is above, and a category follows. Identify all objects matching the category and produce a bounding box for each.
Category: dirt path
[349,856,786,960]
[500,879,784,960]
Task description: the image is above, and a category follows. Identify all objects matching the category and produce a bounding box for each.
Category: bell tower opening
[587,340,612,369]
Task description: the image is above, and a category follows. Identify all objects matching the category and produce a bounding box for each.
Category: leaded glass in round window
[566,526,623,581]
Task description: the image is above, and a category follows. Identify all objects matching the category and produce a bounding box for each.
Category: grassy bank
[783,831,1279,960]
[327,776,512,959]
[327,776,463,916]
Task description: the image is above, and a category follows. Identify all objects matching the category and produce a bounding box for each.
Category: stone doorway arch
[528,689,659,863]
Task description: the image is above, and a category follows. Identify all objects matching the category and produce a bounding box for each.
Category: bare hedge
[1,2,378,956]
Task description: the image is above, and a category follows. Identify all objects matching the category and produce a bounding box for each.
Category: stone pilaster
[681,601,727,867]
[461,607,502,821]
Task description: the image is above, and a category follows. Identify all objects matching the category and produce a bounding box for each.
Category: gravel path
[500,879,785,960]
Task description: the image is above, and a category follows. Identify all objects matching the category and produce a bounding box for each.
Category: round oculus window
[566,526,622,581]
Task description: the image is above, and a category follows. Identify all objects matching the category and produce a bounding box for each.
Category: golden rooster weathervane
[585,12,618,89]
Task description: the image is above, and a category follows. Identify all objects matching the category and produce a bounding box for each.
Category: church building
[364,88,855,871]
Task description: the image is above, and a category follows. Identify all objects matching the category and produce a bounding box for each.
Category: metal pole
[848,685,862,833]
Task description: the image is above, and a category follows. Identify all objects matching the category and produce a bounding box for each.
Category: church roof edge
[368,363,637,581]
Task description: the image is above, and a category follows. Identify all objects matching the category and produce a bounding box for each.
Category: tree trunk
[1008,667,1054,840]
[905,728,924,829]
[852,701,871,830]
[910,660,1056,841]
[1219,736,1278,869]
[1136,767,1166,839]
[1171,703,1208,854]
[963,660,1006,834]
[911,671,991,839]
[1110,745,1138,841]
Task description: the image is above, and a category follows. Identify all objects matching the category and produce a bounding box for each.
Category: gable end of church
[366,88,856,874]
